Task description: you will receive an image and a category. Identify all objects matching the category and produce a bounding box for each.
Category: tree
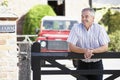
[23,4,56,35]
[0,0,8,7]
[99,9,120,34]
[99,9,120,51]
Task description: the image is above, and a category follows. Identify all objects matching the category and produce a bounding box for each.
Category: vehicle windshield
[43,20,78,30]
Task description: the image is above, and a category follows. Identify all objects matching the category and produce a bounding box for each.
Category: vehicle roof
[41,16,78,21]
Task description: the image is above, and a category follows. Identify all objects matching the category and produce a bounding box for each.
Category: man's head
[81,8,95,29]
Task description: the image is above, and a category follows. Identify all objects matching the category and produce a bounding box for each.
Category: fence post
[18,42,31,80]
[32,57,41,80]
[31,41,42,80]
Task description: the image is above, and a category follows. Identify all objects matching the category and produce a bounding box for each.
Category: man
[67,8,110,80]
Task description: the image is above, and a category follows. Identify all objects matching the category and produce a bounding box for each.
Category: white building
[0,0,90,34]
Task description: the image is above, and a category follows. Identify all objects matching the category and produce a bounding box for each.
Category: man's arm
[68,42,108,59]
[68,42,86,54]
[92,44,108,53]
[68,42,94,59]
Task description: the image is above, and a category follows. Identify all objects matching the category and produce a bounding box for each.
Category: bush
[23,4,56,35]
[109,30,120,52]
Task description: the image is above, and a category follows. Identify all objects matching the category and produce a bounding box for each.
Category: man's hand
[84,49,94,59]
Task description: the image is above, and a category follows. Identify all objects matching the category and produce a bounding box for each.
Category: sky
[92,0,120,5]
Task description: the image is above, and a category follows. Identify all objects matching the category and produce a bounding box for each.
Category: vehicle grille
[47,40,68,50]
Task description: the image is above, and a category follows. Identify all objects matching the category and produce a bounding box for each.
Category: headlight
[41,41,46,47]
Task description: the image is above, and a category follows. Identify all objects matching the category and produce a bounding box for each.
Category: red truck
[31,16,78,66]
[37,16,78,52]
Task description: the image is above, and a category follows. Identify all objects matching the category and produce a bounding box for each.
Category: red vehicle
[36,16,78,52]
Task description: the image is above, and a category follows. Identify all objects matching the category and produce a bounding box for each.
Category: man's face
[81,10,94,28]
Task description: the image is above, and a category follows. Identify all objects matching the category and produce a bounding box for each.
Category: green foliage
[109,30,120,52]
[23,4,56,35]
[99,9,120,51]
[99,9,120,34]
[0,0,8,7]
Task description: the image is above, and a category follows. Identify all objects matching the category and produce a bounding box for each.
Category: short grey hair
[82,8,95,17]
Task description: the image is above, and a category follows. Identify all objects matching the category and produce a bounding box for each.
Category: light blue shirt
[67,23,110,62]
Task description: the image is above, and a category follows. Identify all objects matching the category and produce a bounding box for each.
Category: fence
[31,52,120,80]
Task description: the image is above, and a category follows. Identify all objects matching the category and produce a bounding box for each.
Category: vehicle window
[43,20,78,30]
[43,20,53,29]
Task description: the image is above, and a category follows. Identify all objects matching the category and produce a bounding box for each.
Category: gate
[31,52,120,80]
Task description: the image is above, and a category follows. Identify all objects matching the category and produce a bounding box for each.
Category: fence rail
[31,52,120,80]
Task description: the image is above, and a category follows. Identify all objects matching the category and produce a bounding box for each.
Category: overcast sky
[92,0,120,5]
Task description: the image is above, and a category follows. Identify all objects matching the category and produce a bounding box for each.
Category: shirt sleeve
[98,27,110,46]
[67,25,78,45]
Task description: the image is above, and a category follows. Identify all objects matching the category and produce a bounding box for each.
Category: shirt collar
[82,23,94,32]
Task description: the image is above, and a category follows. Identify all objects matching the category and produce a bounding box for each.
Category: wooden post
[32,57,41,80]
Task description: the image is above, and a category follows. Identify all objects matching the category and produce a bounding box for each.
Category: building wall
[65,0,89,22]
[7,0,47,17]
[0,20,18,80]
